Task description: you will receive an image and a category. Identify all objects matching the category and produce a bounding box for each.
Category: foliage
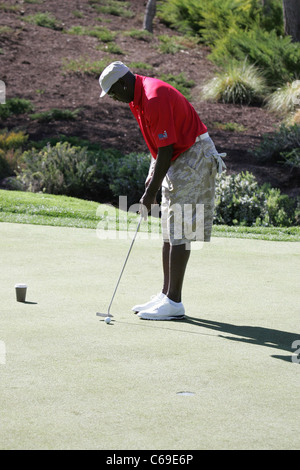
[0,129,28,150]
[0,129,28,179]
[159,72,194,100]
[214,171,267,226]
[201,61,267,105]
[89,0,135,18]
[158,0,283,37]
[214,171,298,227]
[157,34,198,54]
[123,29,153,41]
[62,56,111,76]
[158,0,296,87]
[29,108,80,122]
[15,142,149,204]
[267,80,300,117]
[210,27,300,88]
[0,98,34,119]
[109,152,150,206]
[17,142,111,200]
[252,124,300,167]
[67,25,116,42]
[23,12,62,30]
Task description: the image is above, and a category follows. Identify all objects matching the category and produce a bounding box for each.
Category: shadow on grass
[185,316,300,364]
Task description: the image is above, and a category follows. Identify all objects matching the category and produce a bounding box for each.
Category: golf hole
[176,391,195,396]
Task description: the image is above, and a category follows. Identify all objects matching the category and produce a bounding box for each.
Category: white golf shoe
[132,292,166,313]
[138,296,185,320]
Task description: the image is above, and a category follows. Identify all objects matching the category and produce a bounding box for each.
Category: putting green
[0,222,299,450]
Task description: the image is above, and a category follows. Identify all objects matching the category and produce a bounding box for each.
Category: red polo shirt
[129,74,207,161]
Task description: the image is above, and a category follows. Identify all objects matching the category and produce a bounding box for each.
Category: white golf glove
[201,136,227,174]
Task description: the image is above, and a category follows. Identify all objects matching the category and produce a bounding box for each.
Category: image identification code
[106,454,194,467]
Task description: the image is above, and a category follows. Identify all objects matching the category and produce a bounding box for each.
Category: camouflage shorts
[161,136,220,245]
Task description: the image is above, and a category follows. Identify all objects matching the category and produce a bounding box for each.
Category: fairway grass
[1,189,299,241]
[0,222,299,450]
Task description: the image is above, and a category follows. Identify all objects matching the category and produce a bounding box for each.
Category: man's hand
[139,188,157,220]
[139,144,174,220]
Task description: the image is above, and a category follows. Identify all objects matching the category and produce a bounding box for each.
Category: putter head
[96,312,114,318]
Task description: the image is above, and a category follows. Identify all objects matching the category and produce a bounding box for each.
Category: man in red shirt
[99,62,226,320]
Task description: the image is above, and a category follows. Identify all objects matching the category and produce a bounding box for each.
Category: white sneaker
[138,296,185,320]
[132,292,166,313]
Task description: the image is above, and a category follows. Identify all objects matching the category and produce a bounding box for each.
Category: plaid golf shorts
[161,135,220,245]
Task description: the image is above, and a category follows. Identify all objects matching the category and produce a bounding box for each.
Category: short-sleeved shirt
[129,74,207,161]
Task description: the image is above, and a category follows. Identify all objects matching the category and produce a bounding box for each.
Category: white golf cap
[99,61,130,97]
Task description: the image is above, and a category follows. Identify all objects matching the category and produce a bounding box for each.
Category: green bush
[214,171,267,226]
[210,27,300,87]
[158,0,295,87]
[0,154,12,179]
[252,124,300,166]
[17,142,114,200]
[201,61,267,105]
[0,129,28,179]
[16,142,149,204]
[159,72,194,100]
[214,171,298,227]
[267,80,300,116]
[29,108,80,122]
[24,12,62,30]
[158,0,283,38]
[0,98,34,119]
[109,152,150,206]
[262,185,296,227]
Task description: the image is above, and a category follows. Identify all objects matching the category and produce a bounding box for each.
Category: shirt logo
[158,130,168,140]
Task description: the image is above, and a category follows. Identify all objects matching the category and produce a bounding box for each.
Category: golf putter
[96,214,143,318]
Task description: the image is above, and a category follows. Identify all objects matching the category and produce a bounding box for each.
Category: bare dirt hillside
[1,0,298,197]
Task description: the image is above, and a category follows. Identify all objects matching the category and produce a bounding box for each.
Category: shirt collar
[131,74,143,107]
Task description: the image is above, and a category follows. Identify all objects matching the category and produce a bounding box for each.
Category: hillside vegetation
[0,0,299,228]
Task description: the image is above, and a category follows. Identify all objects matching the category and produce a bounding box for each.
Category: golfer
[99,62,226,320]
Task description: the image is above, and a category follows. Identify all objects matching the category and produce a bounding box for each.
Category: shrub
[159,72,194,100]
[158,0,283,38]
[24,12,62,30]
[15,142,148,204]
[158,0,294,87]
[17,142,114,199]
[62,56,110,76]
[29,108,80,122]
[0,129,28,150]
[214,171,267,226]
[210,27,300,88]
[90,0,135,18]
[0,98,34,119]
[267,80,300,117]
[157,34,198,54]
[214,171,298,227]
[252,124,300,166]
[262,185,297,227]
[109,152,150,206]
[0,129,28,179]
[123,30,153,42]
[67,25,116,42]
[202,61,267,105]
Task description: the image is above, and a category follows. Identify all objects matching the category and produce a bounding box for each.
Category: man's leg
[162,241,190,303]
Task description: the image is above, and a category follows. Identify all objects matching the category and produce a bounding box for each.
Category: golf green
[0,222,299,450]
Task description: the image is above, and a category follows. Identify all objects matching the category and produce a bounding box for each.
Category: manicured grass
[0,190,299,241]
[0,222,299,449]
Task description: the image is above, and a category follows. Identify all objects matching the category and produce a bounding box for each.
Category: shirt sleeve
[146,95,177,148]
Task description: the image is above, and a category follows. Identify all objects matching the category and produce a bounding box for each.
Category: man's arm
[140,144,173,217]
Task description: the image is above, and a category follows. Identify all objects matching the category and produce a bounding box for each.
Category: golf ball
[105,317,111,324]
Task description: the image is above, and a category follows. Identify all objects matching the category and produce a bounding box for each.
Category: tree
[283,0,300,42]
[143,0,156,33]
